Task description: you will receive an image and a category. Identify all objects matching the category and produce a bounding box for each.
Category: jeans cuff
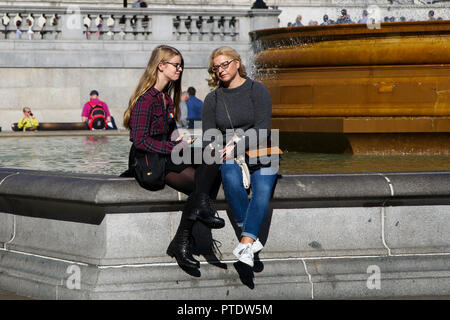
[241,231,257,241]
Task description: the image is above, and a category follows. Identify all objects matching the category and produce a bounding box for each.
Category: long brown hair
[207,46,247,90]
[123,45,184,129]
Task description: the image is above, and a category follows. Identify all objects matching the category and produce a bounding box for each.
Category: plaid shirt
[129,87,178,154]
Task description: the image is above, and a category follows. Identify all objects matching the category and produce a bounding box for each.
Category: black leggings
[165,166,195,195]
[165,163,221,198]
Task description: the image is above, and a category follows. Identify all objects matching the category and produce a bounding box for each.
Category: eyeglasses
[164,61,183,71]
[211,59,236,73]
[25,111,31,114]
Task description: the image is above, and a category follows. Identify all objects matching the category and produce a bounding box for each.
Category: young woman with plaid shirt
[123,45,224,270]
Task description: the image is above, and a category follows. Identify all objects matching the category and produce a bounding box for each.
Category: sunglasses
[164,61,183,71]
[211,59,236,73]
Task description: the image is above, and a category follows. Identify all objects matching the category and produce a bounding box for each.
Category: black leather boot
[166,213,200,269]
[187,193,225,229]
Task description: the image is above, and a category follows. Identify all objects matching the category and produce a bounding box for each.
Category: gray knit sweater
[201,77,272,156]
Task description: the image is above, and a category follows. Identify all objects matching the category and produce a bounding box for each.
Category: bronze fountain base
[251,21,450,154]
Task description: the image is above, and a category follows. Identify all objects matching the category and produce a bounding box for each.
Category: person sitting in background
[15,20,22,39]
[358,10,369,24]
[321,14,334,25]
[26,19,34,40]
[81,90,116,130]
[17,107,39,131]
[336,9,353,24]
[428,10,436,21]
[132,0,148,8]
[292,15,303,26]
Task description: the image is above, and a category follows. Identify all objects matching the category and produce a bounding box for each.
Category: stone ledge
[2,168,450,224]
[1,167,450,299]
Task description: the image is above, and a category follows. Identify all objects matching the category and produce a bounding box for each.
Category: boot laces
[211,238,223,260]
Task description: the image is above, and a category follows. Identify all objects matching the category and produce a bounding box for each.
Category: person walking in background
[81,90,115,130]
[17,107,39,131]
[186,86,203,129]
[202,46,279,268]
[122,45,224,271]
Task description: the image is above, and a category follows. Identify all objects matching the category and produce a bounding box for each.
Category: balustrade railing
[0,6,279,41]
[173,15,238,42]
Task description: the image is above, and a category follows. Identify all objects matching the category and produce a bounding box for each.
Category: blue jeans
[220,161,278,241]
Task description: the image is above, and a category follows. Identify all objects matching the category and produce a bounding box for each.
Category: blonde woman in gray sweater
[202,46,278,267]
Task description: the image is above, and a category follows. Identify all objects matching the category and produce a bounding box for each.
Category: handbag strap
[218,89,235,131]
[217,80,257,148]
[218,87,252,189]
[217,79,255,132]
[218,89,242,149]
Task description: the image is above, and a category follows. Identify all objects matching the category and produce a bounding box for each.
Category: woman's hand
[175,134,195,144]
[220,144,235,161]
[185,137,195,144]
[175,134,185,142]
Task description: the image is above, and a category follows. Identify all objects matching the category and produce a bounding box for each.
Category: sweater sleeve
[235,81,272,156]
[201,92,223,149]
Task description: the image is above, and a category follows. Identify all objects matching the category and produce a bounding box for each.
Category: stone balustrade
[0,5,279,133]
[0,6,280,41]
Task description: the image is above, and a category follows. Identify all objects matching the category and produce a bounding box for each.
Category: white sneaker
[252,238,264,254]
[233,239,263,258]
[233,243,247,260]
[237,243,254,267]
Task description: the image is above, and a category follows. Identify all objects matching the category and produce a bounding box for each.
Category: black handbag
[130,144,166,191]
[125,95,169,191]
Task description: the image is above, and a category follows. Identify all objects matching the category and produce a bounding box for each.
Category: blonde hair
[207,46,247,90]
[123,45,184,129]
